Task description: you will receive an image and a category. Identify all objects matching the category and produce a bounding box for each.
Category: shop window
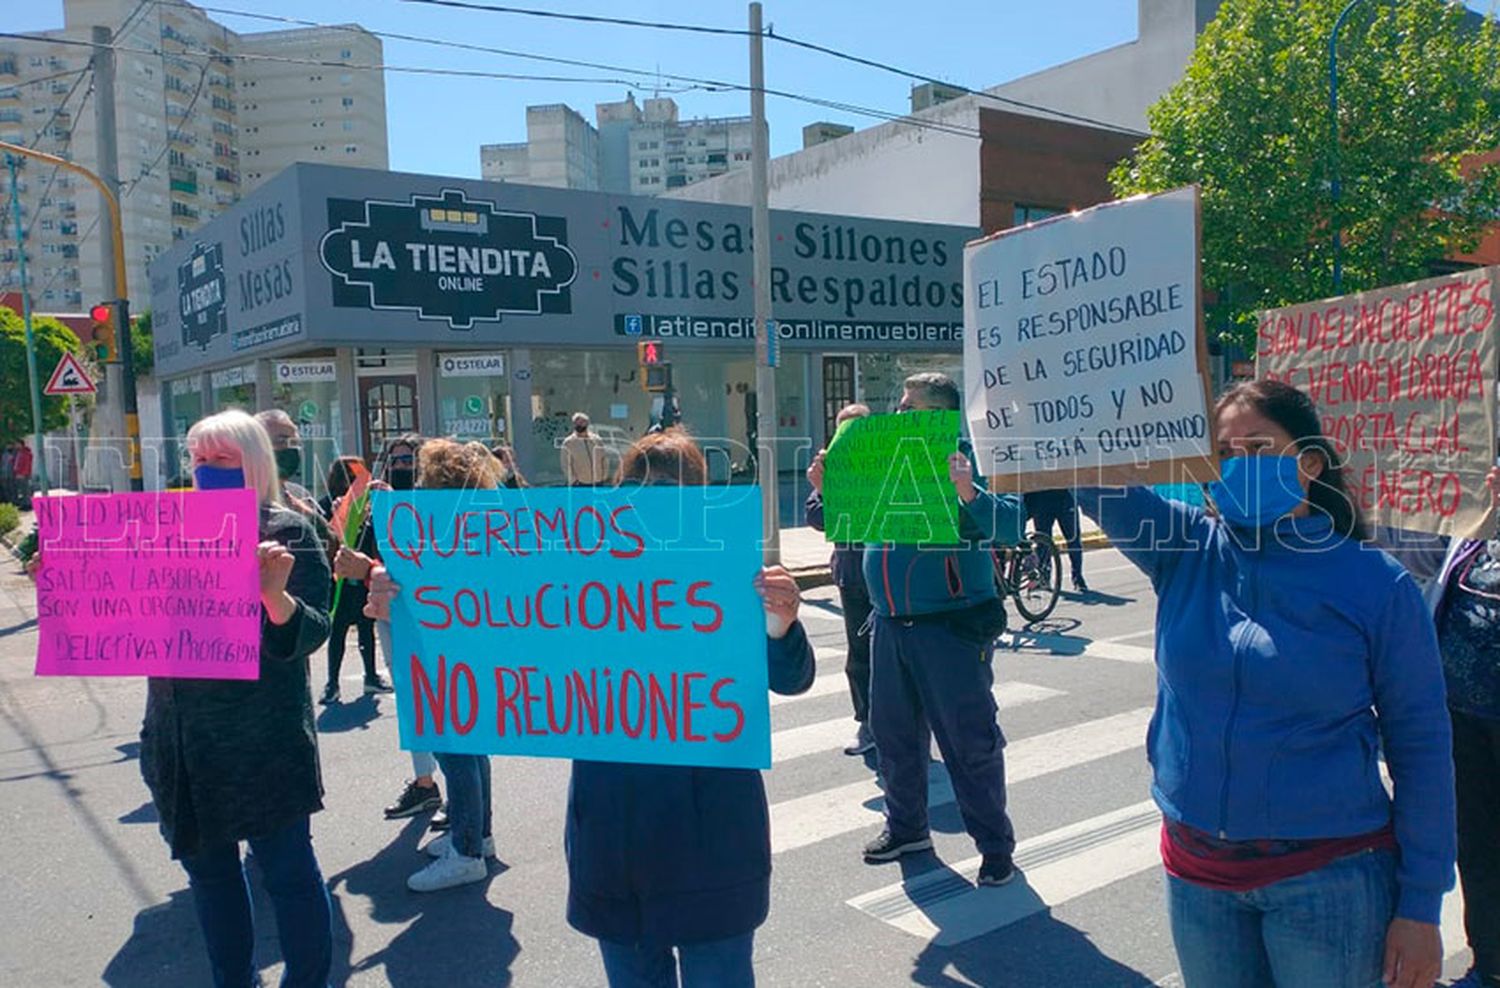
[1014,203,1064,226]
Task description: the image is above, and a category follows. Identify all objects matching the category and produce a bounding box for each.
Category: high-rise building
[0,0,388,313]
[477,94,756,196]
[479,104,598,190]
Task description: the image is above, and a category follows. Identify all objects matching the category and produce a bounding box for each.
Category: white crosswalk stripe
[769,707,1153,854]
[770,681,1065,763]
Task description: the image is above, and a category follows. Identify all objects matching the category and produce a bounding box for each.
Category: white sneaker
[423,832,495,859]
[406,848,487,892]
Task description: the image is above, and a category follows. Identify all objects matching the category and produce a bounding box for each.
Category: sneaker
[384,780,442,820]
[843,723,876,756]
[862,829,933,863]
[318,682,339,706]
[363,675,394,695]
[406,847,487,892]
[423,832,495,859]
[429,805,451,832]
[977,853,1016,887]
[1072,576,1090,593]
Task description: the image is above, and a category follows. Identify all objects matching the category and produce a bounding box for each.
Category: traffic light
[89,302,119,363]
[636,339,665,366]
[637,338,671,393]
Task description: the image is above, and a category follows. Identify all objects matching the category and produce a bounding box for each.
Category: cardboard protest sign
[373,486,770,769]
[963,186,1216,491]
[33,490,261,678]
[821,410,961,544]
[1258,267,1498,539]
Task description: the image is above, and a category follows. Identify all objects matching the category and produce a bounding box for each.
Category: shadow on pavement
[1059,588,1137,608]
[0,616,37,638]
[901,859,1157,988]
[330,817,520,986]
[316,695,383,734]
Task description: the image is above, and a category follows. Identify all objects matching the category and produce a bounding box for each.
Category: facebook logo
[624,314,643,336]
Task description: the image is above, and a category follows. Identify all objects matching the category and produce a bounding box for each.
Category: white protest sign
[963,186,1216,490]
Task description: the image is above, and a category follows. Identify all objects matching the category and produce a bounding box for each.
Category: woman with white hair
[139,409,335,988]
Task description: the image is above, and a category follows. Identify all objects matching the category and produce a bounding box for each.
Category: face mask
[193,464,246,491]
[1209,454,1304,528]
[274,446,301,480]
[575,424,588,433]
[387,467,415,491]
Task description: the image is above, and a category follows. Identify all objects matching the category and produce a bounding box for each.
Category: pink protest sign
[33,490,262,679]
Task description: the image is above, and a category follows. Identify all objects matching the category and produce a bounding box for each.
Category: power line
[124,55,209,198]
[766,28,1148,137]
[138,1,983,140]
[396,0,752,38]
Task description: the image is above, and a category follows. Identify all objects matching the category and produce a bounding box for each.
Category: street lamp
[1329,0,1370,295]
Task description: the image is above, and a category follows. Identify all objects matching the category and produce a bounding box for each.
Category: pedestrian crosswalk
[770,604,1474,975]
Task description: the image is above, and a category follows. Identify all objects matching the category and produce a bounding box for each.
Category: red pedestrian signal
[637,340,664,366]
[89,302,119,363]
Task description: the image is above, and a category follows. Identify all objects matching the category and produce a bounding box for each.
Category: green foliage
[16,528,37,562]
[131,309,154,377]
[1111,0,1500,348]
[0,502,17,538]
[0,306,84,444]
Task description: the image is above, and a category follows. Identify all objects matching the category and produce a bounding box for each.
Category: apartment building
[0,0,388,313]
[478,94,756,196]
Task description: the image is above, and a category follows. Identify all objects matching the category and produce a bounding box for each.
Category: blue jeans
[179,816,332,988]
[1167,848,1397,988]
[598,933,755,988]
[433,751,492,857]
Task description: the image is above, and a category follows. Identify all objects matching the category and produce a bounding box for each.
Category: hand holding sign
[258,541,298,625]
[948,452,977,503]
[754,565,801,640]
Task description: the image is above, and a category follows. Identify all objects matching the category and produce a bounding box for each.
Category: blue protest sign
[372,486,770,768]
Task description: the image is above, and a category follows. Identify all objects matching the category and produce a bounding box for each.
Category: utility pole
[6,154,51,496]
[749,2,779,563]
[92,25,141,491]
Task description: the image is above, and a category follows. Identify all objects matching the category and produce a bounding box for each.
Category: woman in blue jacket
[1078,379,1455,988]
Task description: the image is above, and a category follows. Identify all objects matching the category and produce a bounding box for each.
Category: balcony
[170,201,200,220]
[169,165,197,195]
[213,144,237,163]
[0,60,17,78]
[0,87,18,102]
[214,166,237,184]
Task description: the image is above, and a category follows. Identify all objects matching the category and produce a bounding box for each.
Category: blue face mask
[1209,454,1304,528]
[193,464,247,491]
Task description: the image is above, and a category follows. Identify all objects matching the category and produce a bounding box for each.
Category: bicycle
[992,529,1062,624]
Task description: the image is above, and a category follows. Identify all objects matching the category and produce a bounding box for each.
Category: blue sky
[6,1,1493,178]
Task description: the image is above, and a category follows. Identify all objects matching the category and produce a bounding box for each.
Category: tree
[131,309,154,377]
[1111,0,1500,349]
[0,306,84,443]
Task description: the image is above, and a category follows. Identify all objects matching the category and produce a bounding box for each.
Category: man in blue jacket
[861,372,1026,886]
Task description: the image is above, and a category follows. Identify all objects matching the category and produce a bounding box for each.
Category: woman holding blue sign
[1076,380,1455,988]
[146,410,335,988]
[366,428,814,987]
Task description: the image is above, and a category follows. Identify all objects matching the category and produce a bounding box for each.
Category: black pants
[1454,708,1500,979]
[838,580,873,724]
[1024,489,1083,580]
[327,584,377,685]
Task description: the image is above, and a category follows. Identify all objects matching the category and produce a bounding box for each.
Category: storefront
[148,163,976,493]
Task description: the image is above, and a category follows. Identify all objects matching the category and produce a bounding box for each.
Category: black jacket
[565,622,816,947]
[139,506,332,858]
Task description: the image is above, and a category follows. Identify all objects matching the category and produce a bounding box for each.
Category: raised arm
[1074,486,1208,588]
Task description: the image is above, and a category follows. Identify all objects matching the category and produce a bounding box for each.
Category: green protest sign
[822,410,962,544]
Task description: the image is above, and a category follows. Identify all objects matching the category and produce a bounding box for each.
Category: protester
[1425,468,1500,988]
[254,410,315,508]
[13,438,33,506]
[1024,488,1088,592]
[1077,378,1455,988]
[363,439,503,891]
[316,455,385,703]
[489,443,528,488]
[560,412,606,486]
[805,402,877,755]
[860,373,1025,889]
[135,409,333,988]
[337,434,440,821]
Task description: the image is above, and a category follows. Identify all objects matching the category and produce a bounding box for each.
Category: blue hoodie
[861,448,1025,618]
[1077,486,1455,924]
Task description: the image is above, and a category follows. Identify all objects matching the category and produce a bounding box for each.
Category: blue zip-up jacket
[862,452,1025,618]
[1078,486,1455,924]
[565,622,815,946]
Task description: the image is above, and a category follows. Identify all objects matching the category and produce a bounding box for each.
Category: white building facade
[0,0,389,313]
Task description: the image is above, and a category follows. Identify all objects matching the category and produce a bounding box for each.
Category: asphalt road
[0,547,1476,986]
